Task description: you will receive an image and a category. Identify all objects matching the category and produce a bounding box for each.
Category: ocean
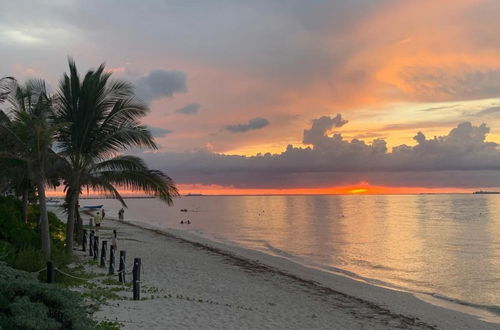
[79,194,500,318]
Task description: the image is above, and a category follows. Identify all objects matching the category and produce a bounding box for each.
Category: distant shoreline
[45,192,489,199]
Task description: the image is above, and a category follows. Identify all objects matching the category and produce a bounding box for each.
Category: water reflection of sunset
[45,184,476,197]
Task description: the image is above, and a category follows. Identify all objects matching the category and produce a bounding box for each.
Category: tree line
[0,59,179,259]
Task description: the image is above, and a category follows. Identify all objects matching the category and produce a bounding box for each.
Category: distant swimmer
[187,220,191,224]
[180,220,184,224]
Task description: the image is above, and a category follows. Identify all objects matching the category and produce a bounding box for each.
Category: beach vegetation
[0,80,57,258]
[0,263,98,329]
[0,63,179,255]
[0,196,70,272]
[97,320,123,330]
[0,60,180,328]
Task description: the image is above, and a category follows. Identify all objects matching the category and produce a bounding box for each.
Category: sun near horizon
[44,183,477,198]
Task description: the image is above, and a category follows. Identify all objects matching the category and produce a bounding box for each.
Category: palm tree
[54,59,179,253]
[0,77,31,223]
[0,80,57,258]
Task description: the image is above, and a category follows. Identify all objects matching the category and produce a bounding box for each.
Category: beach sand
[56,209,497,330]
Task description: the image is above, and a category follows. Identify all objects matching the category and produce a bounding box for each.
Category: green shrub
[9,246,46,272]
[0,196,38,248]
[49,211,67,248]
[0,240,15,262]
[27,203,67,247]
[0,263,98,330]
[97,320,123,330]
[0,196,72,271]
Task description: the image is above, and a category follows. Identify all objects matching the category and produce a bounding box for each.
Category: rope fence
[33,267,47,274]
[54,267,90,282]
[44,227,144,300]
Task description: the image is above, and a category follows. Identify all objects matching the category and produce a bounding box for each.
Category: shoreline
[162,226,500,323]
[108,217,497,329]
[48,206,497,329]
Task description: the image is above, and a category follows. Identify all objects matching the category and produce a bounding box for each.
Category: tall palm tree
[0,77,31,223]
[0,80,57,258]
[54,59,179,252]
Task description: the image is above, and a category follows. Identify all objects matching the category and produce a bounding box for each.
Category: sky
[3,0,500,194]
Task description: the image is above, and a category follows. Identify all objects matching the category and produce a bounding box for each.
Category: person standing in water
[118,208,124,221]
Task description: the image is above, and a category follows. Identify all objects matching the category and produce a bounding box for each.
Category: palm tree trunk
[65,190,78,253]
[21,189,28,224]
[74,195,83,245]
[38,178,51,259]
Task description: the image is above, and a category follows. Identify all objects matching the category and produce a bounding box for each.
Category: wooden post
[109,245,115,275]
[47,261,55,283]
[118,250,126,283]
[133,258,141,300]
[93,236,99,261]
[100,241,107,267]
[89,231,94,256]
[82,229,87,252]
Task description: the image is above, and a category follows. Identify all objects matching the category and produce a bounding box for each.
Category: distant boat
[473,190,500,194]
[79,204,103,216]
[81,205,103,209]
[46,198,62,206]
[185,193,203,196]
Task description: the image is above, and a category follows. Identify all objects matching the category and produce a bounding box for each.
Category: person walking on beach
[94,211,102,227]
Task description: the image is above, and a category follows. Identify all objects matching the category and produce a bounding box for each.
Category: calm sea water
[82,194,500,317]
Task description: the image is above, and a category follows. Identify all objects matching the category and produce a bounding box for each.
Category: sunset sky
[3,0,500,194]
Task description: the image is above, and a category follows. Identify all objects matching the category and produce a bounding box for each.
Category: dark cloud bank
[139,115,500,189]
[135,70,187,102]
[176,103,200,115]
[147,126,172,138]
[225,118,270,133]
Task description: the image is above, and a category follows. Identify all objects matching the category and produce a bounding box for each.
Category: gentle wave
[429,293,500,316]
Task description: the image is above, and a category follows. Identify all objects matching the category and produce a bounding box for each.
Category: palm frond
[95,169,179,205]
[0,77,15,103]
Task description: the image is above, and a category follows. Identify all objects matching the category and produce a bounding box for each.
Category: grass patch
[97,320,123,330]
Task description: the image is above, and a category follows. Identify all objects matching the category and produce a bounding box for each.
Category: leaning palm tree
[0,80,57,258]
[54,59,179,253]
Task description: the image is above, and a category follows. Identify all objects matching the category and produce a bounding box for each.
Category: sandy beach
[56,211,496,330]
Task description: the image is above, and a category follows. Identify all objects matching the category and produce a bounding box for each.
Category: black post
[93,236,99,261]
[100,240,107,267]
[109,245,115,275]
[47,261,55,283]
[133,258,141,300]
[82,229,87,252]
[89,230,94,256]
[118,250,126,283]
